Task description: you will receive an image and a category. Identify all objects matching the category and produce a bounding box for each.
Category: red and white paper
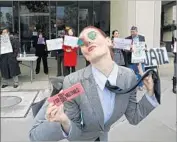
[48,83,84,106]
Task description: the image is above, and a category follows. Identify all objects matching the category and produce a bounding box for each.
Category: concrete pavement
[1,56,176,142]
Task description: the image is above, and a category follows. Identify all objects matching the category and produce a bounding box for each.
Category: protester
[63,27,78,76]
[111,30,125,66]
[29,26,159,142]
[56,28,65,76]
[171,37,177,93]
[34,30,48,75]
[125,26,146,91]
[0,27,21,88]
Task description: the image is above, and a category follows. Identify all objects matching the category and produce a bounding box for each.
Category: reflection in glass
[0,6,13,32]
[93,1,110,36]
[13,1,19,34]
[56,1,78,36]
[20,1,49,13]
[19,1,50,53]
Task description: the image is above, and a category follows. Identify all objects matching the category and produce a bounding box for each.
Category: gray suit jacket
[29,65,155,141]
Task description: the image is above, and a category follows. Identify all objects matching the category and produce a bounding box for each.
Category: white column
[110,0,129,37]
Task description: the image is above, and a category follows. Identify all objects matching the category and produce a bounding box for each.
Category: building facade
[0,1,110,37]
[1,1,175,53]
[161,1,177,51]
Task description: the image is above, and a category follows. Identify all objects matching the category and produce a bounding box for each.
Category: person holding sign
[111,30,125,66]
[125,26,146,91]
[171,37,177,93]
[0,27,21,88]
[63,27,78,76]
[29,26,159,142]
[34,30,48,74]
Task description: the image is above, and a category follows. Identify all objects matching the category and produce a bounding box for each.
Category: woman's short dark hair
[66,27,76,36]
[111,30,119,40]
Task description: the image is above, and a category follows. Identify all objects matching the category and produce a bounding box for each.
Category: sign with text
[113,38,132,50]
[46,38,63,51]
[48,83,85,106]
[32,32,38,36]
[131,42,146,63]
[144,47,169,67]
[0,35,13,55]
[64,35,79,47]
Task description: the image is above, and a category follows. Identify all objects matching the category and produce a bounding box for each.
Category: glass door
[78,1,94,55]
[19,1,50,54]
[50,1,78,57]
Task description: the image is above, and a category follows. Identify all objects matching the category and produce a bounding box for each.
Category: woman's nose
[86,41,93,47]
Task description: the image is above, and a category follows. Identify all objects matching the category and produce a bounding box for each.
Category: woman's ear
[106,37,113,47]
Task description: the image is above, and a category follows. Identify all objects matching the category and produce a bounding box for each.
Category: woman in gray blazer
[29,26,159,142]
[111,30,125,66]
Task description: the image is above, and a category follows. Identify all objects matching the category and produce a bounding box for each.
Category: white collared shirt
[91,62,159,123]
[92,62,118,123]
[62,62,159,137]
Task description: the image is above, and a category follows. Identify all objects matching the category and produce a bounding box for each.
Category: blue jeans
[128,63,145,87]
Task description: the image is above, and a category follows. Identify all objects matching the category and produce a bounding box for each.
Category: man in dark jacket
[0,27,21,88]
[125,26,146,91]
[172,37,177,93]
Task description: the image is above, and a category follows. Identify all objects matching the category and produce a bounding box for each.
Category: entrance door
[19,1,50,53]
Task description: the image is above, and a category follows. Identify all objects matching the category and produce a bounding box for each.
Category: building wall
[110,0,161,48]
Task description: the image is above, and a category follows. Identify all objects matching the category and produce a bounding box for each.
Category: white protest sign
[113,38,132,50]
[64,35,79,47]
[144,47,169,67]
[33,32,38,36]
[46,38,63,51]
[131,42,146,63]
[0,35,13,55]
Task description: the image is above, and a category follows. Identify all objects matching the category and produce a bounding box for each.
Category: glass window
[19,1,49,14]
[50,1,57,39]
[93,1,110,36]
[0,1,13,32]
[13,1,19,34]
[56,1,78,36]
[19,1,50,53]
[78,1,94,33]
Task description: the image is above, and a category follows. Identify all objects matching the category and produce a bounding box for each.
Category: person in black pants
[35,30,48,74]
[57,50,64,76]
[172,37,177,93]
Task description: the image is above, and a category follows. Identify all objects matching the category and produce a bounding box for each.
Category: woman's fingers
[46,103,57,120]
[58,104,64,114]
[50,108,58,118]
[46,104,55,115]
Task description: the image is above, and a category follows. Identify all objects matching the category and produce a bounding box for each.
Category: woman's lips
[88,46,96,52]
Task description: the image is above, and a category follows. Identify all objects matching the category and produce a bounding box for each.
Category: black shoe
[36,71,39,74]
[173,88,176,94]
[1,85,8,88]
[44,72,48,75]
[13,84,18,88]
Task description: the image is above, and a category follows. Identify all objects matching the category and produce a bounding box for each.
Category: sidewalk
[1,56,176,142]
